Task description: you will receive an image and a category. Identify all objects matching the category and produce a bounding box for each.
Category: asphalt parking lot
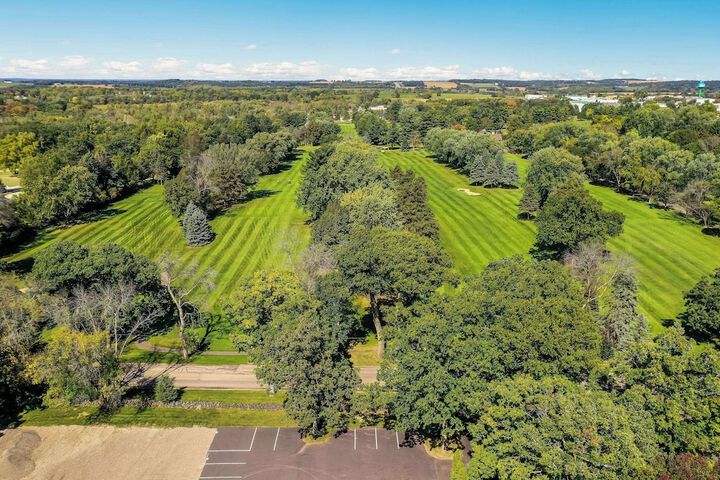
[198,427,451,479]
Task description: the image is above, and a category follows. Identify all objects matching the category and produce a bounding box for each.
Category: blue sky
[1,0,718,80]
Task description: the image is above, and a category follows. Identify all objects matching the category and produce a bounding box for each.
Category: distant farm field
[7,152,311,310]
[380,150,720,332]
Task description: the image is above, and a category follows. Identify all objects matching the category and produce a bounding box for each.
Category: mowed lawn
[380,150,720,332]
[8,152,311,310]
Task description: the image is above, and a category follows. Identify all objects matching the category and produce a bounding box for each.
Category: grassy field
[21,406,293,427]
[380,150,720,332]
[1,169,20,188]
[7,152,311,310]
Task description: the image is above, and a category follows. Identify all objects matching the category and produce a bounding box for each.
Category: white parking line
[374,428,378,450]
[395,431,400,449]
[209,427,258,453]
[273,428,280,451]
[248,427,258,451]
[354,429,357,450]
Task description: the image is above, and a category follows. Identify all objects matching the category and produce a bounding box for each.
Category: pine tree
[501,161,520,187]
[468,155,488,185]
[182,202,214,246]
[602,269,647,352]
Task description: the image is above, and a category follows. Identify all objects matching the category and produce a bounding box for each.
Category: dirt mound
[0,426,214,480]
[0,430,41,480]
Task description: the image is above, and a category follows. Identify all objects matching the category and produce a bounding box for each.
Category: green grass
[179,389,285,404]
[21,406,293,428]
[147,325,235,351]
[339,122,360,139]
[380,150,720,333]
[121,344,248,365]
[1,169,20,188]
[7,152,311,311]
[349,333,380,367]
[379,150,536,276]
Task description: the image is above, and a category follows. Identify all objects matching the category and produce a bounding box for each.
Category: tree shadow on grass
[246,189,279,201]
[702,227,720,237]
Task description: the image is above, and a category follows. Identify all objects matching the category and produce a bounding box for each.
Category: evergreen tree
[182,202,214,246]
[501,161,519,186]
[602,269,647,352]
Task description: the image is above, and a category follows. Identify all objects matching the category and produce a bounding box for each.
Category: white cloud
[151,57,183,72]
[472,66,556,80]
[2,58,49,74]
[245,60,321,78]
[579,68,601,80]
[389,48,401,55]
[193,62,237,77]
[388,65,460,80]
[59,55,94,69]
[246,44,257,50]
[102,61,142,73]
[339,67,379,80]
[617,69,631,77]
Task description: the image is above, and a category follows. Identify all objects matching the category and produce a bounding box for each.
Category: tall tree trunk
[178,309,189,360]
[369,292,384,358]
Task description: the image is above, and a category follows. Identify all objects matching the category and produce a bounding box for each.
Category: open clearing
[380,150,720,332]
[7,152,311,310]
[0,426,214,480]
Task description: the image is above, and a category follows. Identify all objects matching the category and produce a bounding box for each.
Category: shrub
[153,375,178,403]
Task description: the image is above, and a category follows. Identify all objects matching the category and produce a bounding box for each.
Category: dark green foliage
[520,146,585,215]
[182,202,214,247]
[203,143,259,210]
[0,182,19,248]
[153,375,178,402]
[311,201,350,246]
[679,268,720,340]
[0,278,43,423]
[301,115,341,145]
[382,256,602,444]
[245,130,297,174]
[229,270,359,437]
[32,241,160,293]
[337,227,450,356]
[467,375,657,480]
[500,160,519,186]
[468,150,517,187]
[164,168,205,218]
[606,328,720,456]
[297,141,387,220]
[390,167,440,239]
[602,269,647,352]
[354,111,390,145]
[534,183,625,256]
[424,127,504,173]
[18,163,97,227]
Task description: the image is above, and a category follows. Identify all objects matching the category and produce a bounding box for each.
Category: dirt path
[0,426,214,480]
[142,364,379,389]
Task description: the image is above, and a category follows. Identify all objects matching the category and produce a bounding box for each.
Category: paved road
[198,427,451,479]
[142,364,379,389]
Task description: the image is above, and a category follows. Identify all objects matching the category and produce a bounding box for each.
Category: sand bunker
[457,188,481,196]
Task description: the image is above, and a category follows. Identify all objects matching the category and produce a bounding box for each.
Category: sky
[1,0,718,81]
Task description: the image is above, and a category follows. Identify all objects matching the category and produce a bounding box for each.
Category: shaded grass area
[121,344,248,365]
[21,406,293,428]
[147,325,235,351]
[380,150,720,333]
[349,333,379,367]
[6,151,311,311]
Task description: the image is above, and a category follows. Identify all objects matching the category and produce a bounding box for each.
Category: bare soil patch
[0,425,214,480]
